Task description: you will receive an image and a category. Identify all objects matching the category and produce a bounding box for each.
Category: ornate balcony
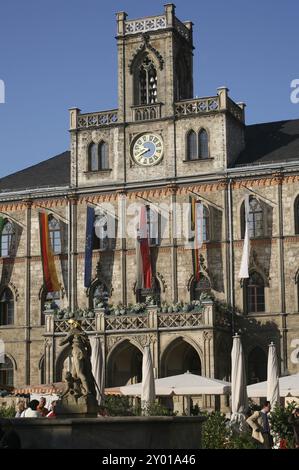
[175,89,245,123]
[45,300,223,336]
[132,103,162,122]
[76,109,118,129]
[175,97,220,117]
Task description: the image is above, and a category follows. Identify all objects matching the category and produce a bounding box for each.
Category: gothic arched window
[1,220,15,257]
[187,130,197,160]
[90,282,109,309]
[0,355,14,386]
[137,277,161,305]
[191,275,211,301]
[99,142,109,170]
[41,290,60,325]
[245,272,265,314]
[202,206,210,242]
[88,142,98,172]
[248,347,267,384]
[93,211,115,251]
[0,288,14,326]
[241,197,264,239]
[295,196,299,234]
[137,56,158,105]
[146,206,161,246]
[198,129,209,159]
[48,216,61,254]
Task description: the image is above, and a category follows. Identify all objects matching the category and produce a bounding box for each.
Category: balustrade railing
[132,103,161,121]
[175,97,220,117]
[77,109,118,129]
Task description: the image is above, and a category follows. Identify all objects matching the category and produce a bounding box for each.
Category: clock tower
[116,3,194,121]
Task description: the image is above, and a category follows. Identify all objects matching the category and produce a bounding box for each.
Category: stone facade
[0,4,299,393]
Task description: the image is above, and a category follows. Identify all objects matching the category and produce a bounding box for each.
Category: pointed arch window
[191,275,211,301]
[146,206,161,246]
[90,282,109,309]
[48,216,61,254]
[93,211,115,251]
[198,129,209,159]
[248,347,267,384]
[245,272,265,313]
[0,288,14,326]
[1,220,15,257]
[88,142,98,172]
[0,355,14,386]
[137,277,161,305]
[99,142,109,170]
[41,290,60,325]
[137,56,158,105]
[241,197,264,239]
[187,130,197,160]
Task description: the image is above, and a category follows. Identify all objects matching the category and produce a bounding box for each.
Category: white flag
[238,196,250,279]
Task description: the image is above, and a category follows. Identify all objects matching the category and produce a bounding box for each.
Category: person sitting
[23,400,42,418]
[37,397,49,417]
[46,401,57,418]
[15,401,26,418]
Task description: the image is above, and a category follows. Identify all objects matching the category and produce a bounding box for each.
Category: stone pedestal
[55,394,98,418]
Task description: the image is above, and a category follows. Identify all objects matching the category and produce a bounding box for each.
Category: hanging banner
[239,196,250,279]
[136,205,152,289]
[39,212,60,292]
[84,206,95,288]
[191,198,203,281]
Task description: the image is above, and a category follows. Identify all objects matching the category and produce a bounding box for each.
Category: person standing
[246,401,273,449]
[23,400,42,418]
[37,397,49,417]
[288,407,299,448]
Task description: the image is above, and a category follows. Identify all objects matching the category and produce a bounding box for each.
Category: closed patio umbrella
[90,335,105,405]
[141,345,156,413]
[267,342,280,407]
[230,334,248,430]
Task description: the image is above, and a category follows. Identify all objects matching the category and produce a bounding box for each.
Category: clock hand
[135,147,150,158]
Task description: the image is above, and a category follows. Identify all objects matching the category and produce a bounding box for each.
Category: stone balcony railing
[70,108,119,130]
[131,103,162,121]
[69,88,245,129]
[44,300,231,336]
[174,88,245,123]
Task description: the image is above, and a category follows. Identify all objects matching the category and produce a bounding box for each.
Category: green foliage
[134,402,177,417]
[100,396,176,417]
[269,402,296,447]
[202,411,259,449]
[202,412,230,449]
[0,405,15,418]
[227,431,259,449]
[101,395,134,416]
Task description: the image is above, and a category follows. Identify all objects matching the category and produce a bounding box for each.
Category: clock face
[131,133,164,166]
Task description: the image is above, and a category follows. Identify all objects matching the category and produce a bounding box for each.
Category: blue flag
[84,206,95,288]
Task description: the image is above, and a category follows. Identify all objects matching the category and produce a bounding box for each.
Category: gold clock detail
[131,133,164,167]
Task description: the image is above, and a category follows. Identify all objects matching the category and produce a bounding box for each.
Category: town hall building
[1,5,299,399]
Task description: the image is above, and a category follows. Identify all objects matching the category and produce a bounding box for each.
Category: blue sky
[0,0,298,177]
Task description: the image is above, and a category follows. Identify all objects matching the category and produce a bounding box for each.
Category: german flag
[39,212,60,292]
